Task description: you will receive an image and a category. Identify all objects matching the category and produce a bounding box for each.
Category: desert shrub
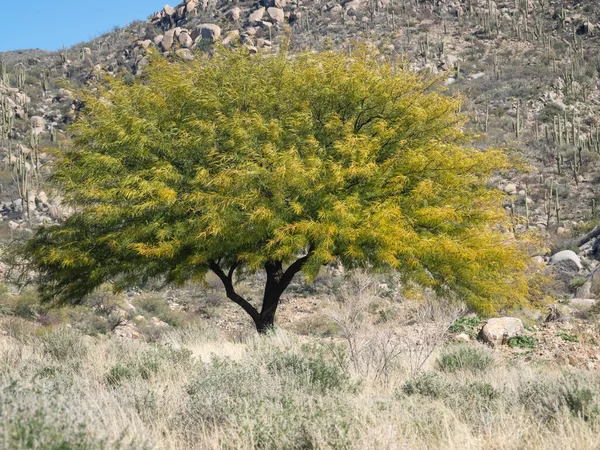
[183,356,354,449]
[557,333,579,343]
[133,294,186,327]
[448,316,482,334]
[544,180,570,199]
[401,372,448,398]
[105,364,136,386]
[266,344,352,393]
[0,381,139,449]
[137,345,193,379]
[184,358,265,424]
[6,290,44,320]
[538,102,565,123]
[518,375,599,422]
[508,335,537,349]
[242,398,353,450]
[562,381,599,421]
[569,276,588,293]
[436,346,494,373]
[38,327,87,362]
[105,345,193,386]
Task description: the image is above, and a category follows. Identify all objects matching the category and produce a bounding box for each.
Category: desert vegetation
[2,292,600,449]
[2,0,600,448]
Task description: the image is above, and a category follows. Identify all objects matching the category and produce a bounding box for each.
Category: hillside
[3,2,600,448]
[1,2,599,225]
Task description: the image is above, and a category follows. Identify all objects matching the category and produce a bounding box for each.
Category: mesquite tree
[24,47,531,332]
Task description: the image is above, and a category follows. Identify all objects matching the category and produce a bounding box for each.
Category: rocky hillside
[1,0,600,299]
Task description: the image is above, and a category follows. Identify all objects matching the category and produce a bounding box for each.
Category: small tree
[24,47,531,332]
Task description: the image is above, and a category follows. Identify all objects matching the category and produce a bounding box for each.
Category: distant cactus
[15,63,25,90]
[0,94,13,141]
[0,59,8,85]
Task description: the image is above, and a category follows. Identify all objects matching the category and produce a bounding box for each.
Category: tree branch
[280,246,315,289]
[209,261,260,323]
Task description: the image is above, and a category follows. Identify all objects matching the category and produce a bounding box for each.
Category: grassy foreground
[1,320,599,450]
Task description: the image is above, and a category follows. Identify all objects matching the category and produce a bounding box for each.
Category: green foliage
[436,346,494,373]
[519,376,599,422]
[25,46,532,320]
[132,294,185,327]
[105,364,135,386]
[448,316,482,333]
[557,333,579,343]
[266,344,352,393]
[402,372,447,398]
[508,335,537,349]
[2,290,44,320]
[0,380,147,449]
[183,353,354,449]
[569,276,587,293]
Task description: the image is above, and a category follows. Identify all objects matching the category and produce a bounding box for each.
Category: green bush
[105,364,135,386]
[448,316,482,334]
[557,333,579,343]
[401,372,448,398]
[132,295,185,327]
[0,382,114,449]
[518,376,599,422]
[105,345,193,385]
[508,335,537,349]
[436,346,494,373]
[7,290,44,320]
[266,344,352,393]
[562,382,599,421]
[183,356,354,449]
[569,277,588,293]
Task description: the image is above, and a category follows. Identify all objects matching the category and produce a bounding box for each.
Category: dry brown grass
[0,313,599,450]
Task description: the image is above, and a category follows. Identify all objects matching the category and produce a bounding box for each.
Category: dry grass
[0,272,598,449]
[0,315,599,450]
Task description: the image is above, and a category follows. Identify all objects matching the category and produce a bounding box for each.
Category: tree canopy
[24,46,532,332]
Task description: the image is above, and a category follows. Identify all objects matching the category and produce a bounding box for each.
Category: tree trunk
[210,249,313,334]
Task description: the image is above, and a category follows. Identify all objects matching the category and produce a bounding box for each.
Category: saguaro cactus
[0,94,13,141]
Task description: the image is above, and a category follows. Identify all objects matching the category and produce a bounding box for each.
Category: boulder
[163,4,175,16]
[36,191,49,206]
[569,298,597,309]
[175,49,194,60]
[162,29,176,50]
[185,1,197,13]
[550,250,583,271]
[344,0,361,13]
[267,7,285,23]
[454,333,470,343]
[136,57,150,74]
[227,7,241,21]
[249,7,266,25]
[178,31,193,48]
[330,4,343,14]
[194,24,221,42]
[222,30,240,47]
[503,182,517,195]
[30,116,45,134]
[480,317,524,347]
[531,255,545,265]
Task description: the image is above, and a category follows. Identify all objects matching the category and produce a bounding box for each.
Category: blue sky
[0,0,169,52]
